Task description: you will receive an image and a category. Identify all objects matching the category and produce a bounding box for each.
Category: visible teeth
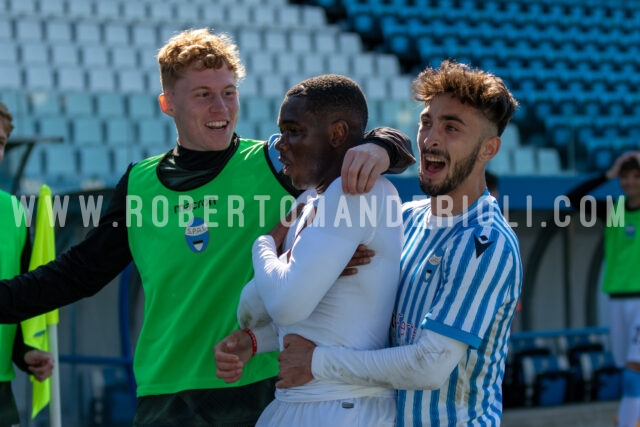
[425,156,444,163]
[206,121,227,129]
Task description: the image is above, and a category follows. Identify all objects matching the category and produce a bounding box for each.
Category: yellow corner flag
[20,184,58,419]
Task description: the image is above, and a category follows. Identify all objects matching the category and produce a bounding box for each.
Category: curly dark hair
[412,60,518,137]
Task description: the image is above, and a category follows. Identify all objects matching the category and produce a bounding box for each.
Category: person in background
[0,29,413,426]
[215,74,411,426]
[566,150,640,427]
[270,60,523,426]
[0,102,54,427]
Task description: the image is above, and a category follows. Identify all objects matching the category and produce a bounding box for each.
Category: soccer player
[0,102,54,426]
[272,60,523,426]
[566,150,640,427]
[0,29,412,425]
[216,74,409,426]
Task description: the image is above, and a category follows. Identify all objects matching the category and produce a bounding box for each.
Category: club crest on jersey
[424,248,444,281]
[626,224,636,238]
[185,217,209,253]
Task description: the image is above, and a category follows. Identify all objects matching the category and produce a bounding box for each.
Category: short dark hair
[620,157,640,175]
[411,60,518,137]
[285,74,368,138]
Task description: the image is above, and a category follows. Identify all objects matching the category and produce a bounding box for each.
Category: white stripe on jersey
[393,194,522,426]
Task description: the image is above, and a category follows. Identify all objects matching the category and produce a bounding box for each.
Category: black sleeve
[11,324,34,374]
[565,173,610,221]
[362,127,416,174]
[20,226,32,274]
[0,168,134,323]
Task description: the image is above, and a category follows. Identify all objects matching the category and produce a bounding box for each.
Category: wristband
[243,328,258,356]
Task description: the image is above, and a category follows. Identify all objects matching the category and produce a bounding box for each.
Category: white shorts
[256,395,396,427]
[609,296,640,367]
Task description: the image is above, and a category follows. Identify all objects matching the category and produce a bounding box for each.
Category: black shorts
[0,382,20,427]
[133,377,277,427]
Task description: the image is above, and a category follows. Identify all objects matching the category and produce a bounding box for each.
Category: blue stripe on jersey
[397,390,406,427]
[423,319,482,348]
[393,195,522,426]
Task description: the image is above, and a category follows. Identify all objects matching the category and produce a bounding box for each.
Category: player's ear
[158,93,174,117]
[329,120,348,148]
[479,135,500,162]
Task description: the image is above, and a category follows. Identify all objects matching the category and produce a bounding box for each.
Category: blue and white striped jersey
[393,193,522,426]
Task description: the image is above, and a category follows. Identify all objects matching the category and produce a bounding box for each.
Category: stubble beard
[419,143,481,196]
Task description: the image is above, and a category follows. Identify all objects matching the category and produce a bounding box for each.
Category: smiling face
[158,63,239,151]
[275,96,339,192]
[417,94,499,206]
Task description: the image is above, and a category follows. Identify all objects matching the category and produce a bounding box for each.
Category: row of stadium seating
[504,328,622,408]
[7,0,607,195]
[303,0,640,174]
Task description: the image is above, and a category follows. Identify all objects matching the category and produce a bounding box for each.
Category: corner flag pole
[48,321,61,427]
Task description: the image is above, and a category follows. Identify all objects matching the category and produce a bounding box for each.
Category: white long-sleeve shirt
[238,177,403,402]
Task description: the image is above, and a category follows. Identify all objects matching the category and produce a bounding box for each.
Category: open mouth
[279,157,292,173]
[423,155,446,173]
[205,120,228,130]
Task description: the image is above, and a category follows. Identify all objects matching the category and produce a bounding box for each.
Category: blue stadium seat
[51,44,79,67]
[122,2,148,22]
[24,66,55,90]
[136,119,169,147]
[80,45,109,67]
[29,92,60,116]
[45,20,73,43]
[19,29,48,56]
[521,354,572,406]
[95,1,121,20]
[70,118,104,145]
[74,22,102,44]
[105,118,132,146]
[127,94,157,120]
[301,54,325,76]
[588,142,615,172]
[39,0,66,18]
[104,22,130,46]
[96,94,126,118]
[66,0,92,19]
[110,47,138,68]
[87,69,116,92]
[243,98,274,122]
[15,19,44,42]
[79,146,113,178]
[118,69,147,93]
[148,2,174,22]
[61,93,95,119]
[579,351,622,402]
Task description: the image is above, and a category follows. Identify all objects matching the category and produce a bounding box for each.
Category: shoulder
[0,189,12,202]
[131,151,166,172]
[0,190,20,211]
[324,176,398,201]
[402,197,429,215]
